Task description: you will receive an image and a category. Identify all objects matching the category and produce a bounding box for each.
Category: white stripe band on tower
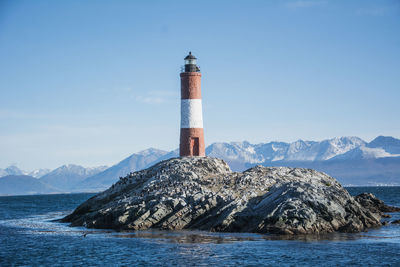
[181,99,203,128]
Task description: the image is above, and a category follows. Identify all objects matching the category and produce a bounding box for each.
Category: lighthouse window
[185,59,197,65]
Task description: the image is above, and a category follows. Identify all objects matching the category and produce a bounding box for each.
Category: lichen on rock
[62,157,398,235]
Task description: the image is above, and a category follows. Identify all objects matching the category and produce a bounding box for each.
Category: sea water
[0,187,399,266]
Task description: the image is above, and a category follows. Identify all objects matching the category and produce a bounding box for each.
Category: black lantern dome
[184,51,197,60]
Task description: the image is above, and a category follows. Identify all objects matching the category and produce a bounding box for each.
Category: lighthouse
[180,52,205,157]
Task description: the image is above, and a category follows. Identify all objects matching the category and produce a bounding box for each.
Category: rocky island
[62,157,400,235]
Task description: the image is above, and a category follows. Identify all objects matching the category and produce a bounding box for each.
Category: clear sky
[1,0,399,170]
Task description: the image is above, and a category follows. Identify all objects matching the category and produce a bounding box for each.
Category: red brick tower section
[180,52,205,157]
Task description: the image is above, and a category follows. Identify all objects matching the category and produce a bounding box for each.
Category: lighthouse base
[180,128,205,157]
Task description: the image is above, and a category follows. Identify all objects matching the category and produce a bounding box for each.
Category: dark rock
[62,157,396,235]
[392,220,400,224]
[354,193,400,213]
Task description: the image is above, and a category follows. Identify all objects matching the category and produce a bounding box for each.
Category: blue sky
[1,0,399,170]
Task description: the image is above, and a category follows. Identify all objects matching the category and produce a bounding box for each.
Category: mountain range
[39,164,108,191]
[1,136,399,195]
[0,166,51,178]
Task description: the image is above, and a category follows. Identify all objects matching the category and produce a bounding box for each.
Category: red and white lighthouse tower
[180,52,205,157]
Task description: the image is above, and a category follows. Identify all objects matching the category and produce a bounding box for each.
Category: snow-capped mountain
[39,164,108,191]
[286,137,366,161]
[367,136,400,154]
[77,148,170,191]
[0,166,25,177]
[205,141,266,171]
[331,146,400,160]
[27,168,51,178]
[0,166,51,178]
[206,136,368,167]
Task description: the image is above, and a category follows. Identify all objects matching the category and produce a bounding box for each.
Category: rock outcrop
[63,157,397,235]
[354,193,400,214]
